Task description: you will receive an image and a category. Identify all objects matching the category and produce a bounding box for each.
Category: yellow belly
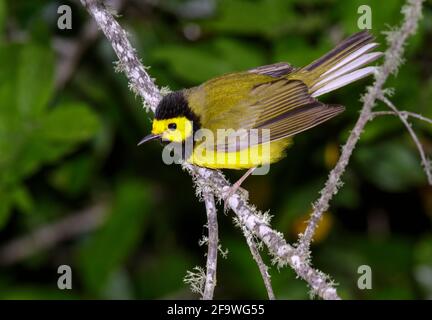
[187,138,292,169]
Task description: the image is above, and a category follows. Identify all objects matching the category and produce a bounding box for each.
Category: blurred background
[0,0,431,299]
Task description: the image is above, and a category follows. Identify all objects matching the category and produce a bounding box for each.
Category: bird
[139,31,382,203]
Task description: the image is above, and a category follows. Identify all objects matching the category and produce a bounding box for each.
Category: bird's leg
[224,167,256,212]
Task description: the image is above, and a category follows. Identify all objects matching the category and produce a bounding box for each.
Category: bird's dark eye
[168,123,177,130]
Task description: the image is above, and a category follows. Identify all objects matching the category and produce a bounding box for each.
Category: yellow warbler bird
[139,31,381,197]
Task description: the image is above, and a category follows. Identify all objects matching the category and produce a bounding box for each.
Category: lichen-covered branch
[372,110,432,126]
[202,189,218,300]
[378,95,432,184]
[188,165,340,300]
[297,0,425,255]
[243,229,275,300]
[80,0,340,299]
[80,0,161,111]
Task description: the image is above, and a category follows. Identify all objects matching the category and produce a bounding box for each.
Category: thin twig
[296,0,425,256]
[372,110,432,126]
[378,95,432,184]
[202,189,218,300]
[244,230,275,300]
[80,0,341,299]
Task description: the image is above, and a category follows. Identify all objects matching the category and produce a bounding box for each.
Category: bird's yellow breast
[187,138,292,169]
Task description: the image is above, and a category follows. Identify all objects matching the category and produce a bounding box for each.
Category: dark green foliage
[0,0,431,299]
[78,180,151,295]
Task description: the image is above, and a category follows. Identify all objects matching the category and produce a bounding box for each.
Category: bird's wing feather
[186,72,274,131]
[248,62,296,78]
[186,62,297,129]
[194,78,343,152]
[185,31,379,152]
[250,80,345,141]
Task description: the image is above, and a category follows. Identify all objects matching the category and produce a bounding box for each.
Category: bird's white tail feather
[315,52,382,87]
[321,43,379,77]
[312,66,376,97]
[310,42,382,97]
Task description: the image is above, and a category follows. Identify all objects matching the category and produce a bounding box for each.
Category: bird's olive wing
[203,79,344,152]
[250,80,345,140]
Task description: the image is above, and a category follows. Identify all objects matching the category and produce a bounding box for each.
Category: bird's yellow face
[151,116,193,143]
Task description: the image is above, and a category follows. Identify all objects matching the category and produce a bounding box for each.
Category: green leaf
[0,184,33,229]
[79,180,152,294]
[11,184,34,214]
[49,155,95,197]
[0,44,99,184]
[0,42,100,225]
[38,103,100,142]
[17,44,54,117]
[9,103,100,181]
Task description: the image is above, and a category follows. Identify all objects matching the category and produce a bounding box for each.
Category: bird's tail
[293,31,382,97]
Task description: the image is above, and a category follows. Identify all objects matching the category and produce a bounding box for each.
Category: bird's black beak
[137,134,161,146]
